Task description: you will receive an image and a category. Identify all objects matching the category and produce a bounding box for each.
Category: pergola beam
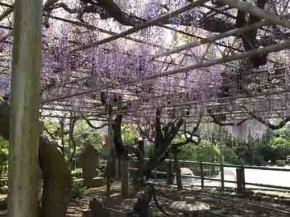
[218,0,290,28]
[152,38,290,79]
[43,38,290,104]
[154,20,267,58]
[0,4,14,22]
[0,3,241,53]
[1,1,290,124]
[71,0,210,52]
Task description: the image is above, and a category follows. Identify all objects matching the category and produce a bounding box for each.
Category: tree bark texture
[0,102,72,217]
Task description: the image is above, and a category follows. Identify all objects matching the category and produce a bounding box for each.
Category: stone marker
[170,201,210,216]
[80,144,100,188]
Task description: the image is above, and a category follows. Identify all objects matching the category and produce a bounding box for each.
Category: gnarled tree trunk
[39,137,72,217]
[0,102,72,217]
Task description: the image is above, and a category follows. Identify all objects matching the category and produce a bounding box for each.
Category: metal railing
[128,158,290,192]
[193,161,290,191]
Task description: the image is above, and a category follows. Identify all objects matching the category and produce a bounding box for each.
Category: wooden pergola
[2,1,290,215]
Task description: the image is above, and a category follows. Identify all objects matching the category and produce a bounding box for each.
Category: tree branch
[43,125,57,140]
[218,0,290,29]
[82,114,108,129]
[242,106,290,130]
[209,109,248,126]
[0,4,14,22]
[69,116,79,164]
[137,124,154,143]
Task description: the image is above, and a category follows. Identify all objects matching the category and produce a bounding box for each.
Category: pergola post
[8,0,42,217]
[106,105,114,198]
[121,156,129,198]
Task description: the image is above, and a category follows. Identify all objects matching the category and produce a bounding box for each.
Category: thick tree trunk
[0,102,72,217]
[39,137,72,217]
[132,184,154,217]
[8,0,42,217]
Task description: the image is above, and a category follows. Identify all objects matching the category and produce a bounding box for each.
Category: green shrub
[71,181,86,199]
[72,168,82,174]
[254,154,266,166]
[256,136,290,163]
[122,124,139,146]
[178,140,238,164]
[223,145,239,164]
[0,137,8,178]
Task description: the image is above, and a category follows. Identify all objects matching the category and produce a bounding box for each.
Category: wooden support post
[121,157,129,198]
[166,159,174,185]
[8,0,42,217]
[114,158,120,180]
[236,167,246,194]
[173,146,182,190]
[220,164,225,192]
[200,162,204,189]
[60,117,65,155]
[219,126,225,192]
[137,139,145,190]
[106,105,114,198]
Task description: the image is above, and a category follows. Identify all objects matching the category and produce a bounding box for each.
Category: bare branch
[154,20,267,58]
[0,4,14,22]
[81,113,108,129]
[69,115,79,163]
[43,125,57,140]
[218,0,290,29]
[242,106,290,130]
[71,0,210,52]
[209,109,248,126]
[137,124,154,143]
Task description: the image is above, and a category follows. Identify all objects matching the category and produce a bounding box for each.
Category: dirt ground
[66,184,290,217]
[1,185,290,216]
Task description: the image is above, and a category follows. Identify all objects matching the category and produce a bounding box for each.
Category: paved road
[190,166,290,189]
[150,166,290,190]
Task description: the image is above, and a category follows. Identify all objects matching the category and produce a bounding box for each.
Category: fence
[184,161,290,192]
[128,158,290,193]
